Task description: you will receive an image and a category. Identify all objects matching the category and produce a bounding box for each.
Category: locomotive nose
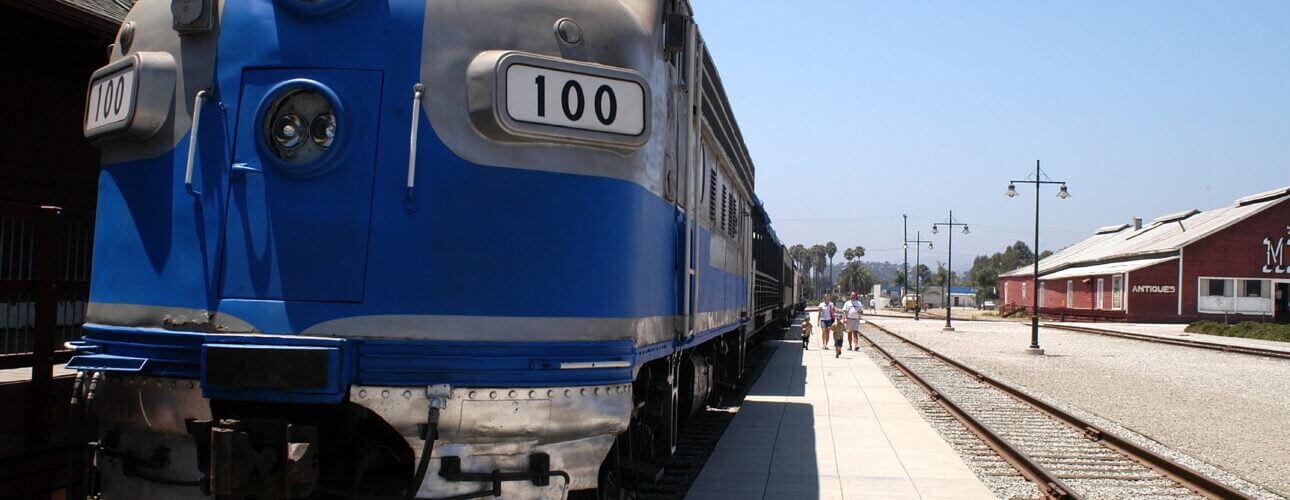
[220,71,383,305]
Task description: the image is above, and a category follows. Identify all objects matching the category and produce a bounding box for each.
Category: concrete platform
[686,315,994,500]
[0,364,73,383]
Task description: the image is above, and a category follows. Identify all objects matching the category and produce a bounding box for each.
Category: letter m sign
[1265,236,1286,273]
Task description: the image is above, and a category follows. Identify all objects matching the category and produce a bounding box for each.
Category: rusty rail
[1042,323,1290,361]
[860,333,1078,499]
[866,320,1254,500]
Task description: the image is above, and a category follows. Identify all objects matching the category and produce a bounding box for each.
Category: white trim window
[1066,281,1074,308]
[1111,275,1124,310]
[1021,282,1027,301]
[1198,277,1272,315]
[1096,278,1105,310]
[1038,282,1045,308]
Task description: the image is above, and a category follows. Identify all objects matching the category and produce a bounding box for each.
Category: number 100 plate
[505,64,645,137]
[85,66,137,134]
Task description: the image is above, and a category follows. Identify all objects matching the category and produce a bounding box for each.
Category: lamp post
[931,210,969,332]
[904,232,933,321]
[902,214,909,301]
[1006,160,1070,355]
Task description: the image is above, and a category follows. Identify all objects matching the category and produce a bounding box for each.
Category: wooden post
[29,205,61,450]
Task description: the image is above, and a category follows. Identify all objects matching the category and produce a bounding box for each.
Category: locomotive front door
[220,69,382,303]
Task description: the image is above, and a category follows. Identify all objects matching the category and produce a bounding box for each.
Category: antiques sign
[1131,285,1175,294]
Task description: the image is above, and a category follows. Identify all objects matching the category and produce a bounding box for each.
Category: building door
[1277,283,1290,324]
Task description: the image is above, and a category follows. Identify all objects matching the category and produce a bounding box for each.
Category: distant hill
[864,261,901,283]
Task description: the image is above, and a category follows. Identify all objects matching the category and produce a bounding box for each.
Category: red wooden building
[1000,186,1290,324]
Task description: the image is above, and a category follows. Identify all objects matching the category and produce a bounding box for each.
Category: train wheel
[570,438,630,500]
[595,441,629,500]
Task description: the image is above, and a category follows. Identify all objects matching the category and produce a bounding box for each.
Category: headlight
[263,88,335,164]
[310,113,335,148]
[271,113,306,149]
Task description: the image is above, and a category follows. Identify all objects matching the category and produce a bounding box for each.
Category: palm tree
[838,261,877,296]
[811,245,827,295]
[843,245,866,263]
[789,244,806,270]
[825,242,837,291]
[801,258,813,296]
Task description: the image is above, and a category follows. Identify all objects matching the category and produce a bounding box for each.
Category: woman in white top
[817,294,835,349]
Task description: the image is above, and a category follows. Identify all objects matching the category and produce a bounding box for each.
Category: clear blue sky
[691,1,1290,273]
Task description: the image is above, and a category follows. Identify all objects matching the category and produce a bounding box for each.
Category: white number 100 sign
[505,64,645,137]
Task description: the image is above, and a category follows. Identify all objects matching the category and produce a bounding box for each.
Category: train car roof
[699,37,756,194]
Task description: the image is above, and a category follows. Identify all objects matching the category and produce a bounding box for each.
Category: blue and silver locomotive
[72,0,799,497]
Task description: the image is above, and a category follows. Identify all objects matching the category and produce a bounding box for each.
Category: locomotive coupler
[437,453,571,497]
[185,418,320,498]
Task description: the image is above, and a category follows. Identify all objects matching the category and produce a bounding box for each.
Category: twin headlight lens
[264,88,336,164]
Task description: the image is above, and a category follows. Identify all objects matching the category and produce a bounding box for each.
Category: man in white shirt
[843,291,865,351]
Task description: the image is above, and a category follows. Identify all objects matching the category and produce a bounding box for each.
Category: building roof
[1001,185,1290,279]
[62,0,134,22]
[923,286,976,295]
[1037,256,1177,281]
[10,0,134,32]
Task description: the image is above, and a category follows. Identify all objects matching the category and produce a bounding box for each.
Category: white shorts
[846,318,863,331]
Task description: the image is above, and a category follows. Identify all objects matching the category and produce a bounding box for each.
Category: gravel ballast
[866,316,1290,498]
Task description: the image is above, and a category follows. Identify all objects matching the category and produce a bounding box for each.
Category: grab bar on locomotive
[184,89,208,210]
[405,83,424,214]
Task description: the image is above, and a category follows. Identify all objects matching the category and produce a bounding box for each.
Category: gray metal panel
[419,0,668,194]
[97,0,220,164]
[466,51,652,147]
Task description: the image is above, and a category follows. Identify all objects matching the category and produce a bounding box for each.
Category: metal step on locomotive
[71,0,801,498]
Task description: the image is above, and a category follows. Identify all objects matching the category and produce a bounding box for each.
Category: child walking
[831,314,846,358]
[800,318,813,349]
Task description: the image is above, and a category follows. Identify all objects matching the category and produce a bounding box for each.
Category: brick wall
[1000,277,1031,309]
[1125,259,1180,322]
[1180,197,1290,322]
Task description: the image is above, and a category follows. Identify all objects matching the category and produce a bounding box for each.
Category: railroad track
[1040,323,1290,360]
[862,320,1253,500]
[631,324,782,499]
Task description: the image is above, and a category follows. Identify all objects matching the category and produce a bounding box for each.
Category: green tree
[789,244,806,269]
[913,264,932,294]
[928,262,960,287]
[965,241,1057,301]
[825,241,838,290]
[798,250,814,298]
[843,245,866,263]
[838,261,876,297]
[809,245,826,296]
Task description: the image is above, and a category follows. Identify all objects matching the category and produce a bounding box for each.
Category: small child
[800,319,813,349]
[831,316,846,358]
